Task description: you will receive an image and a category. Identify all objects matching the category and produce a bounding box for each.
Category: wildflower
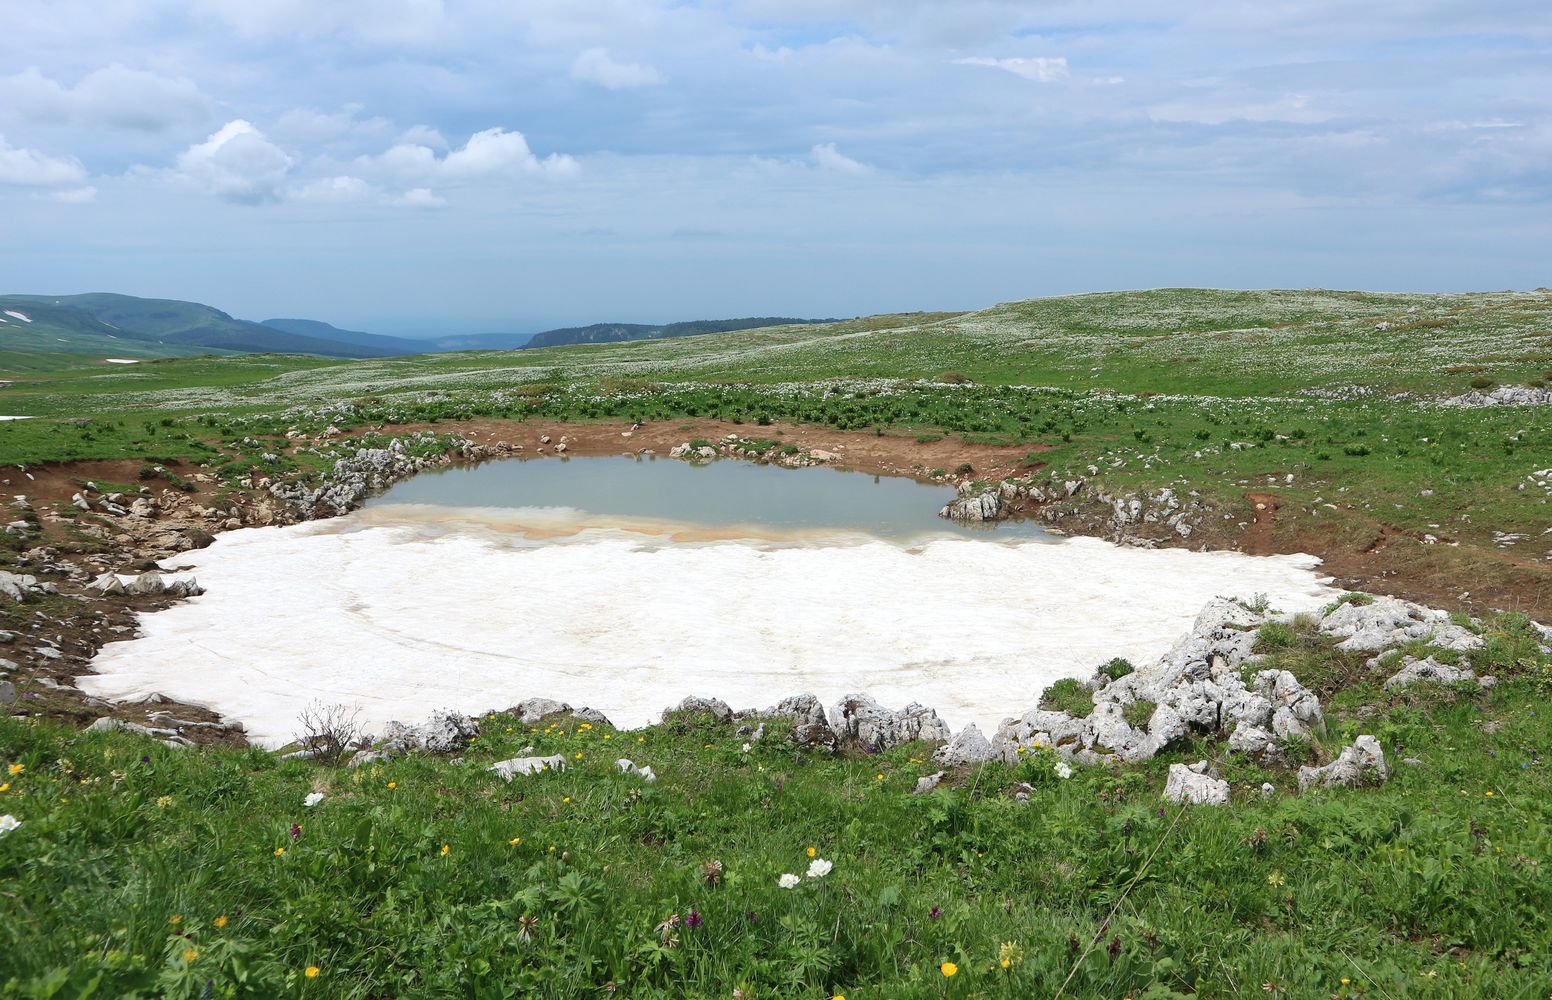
[702,859,724,885]
[806,858,832,879]
[509,837,522,846]
[439,844,450,857]
[214,915,228,929]
[998,941,1024,968]
[574,753,584,760]
[1484,790,1494,797]
[876,773,885,781]
[929,906,941,920]
[685,909,703,930]
[303,792,325,808]
[0,784,8,793]
[274,847,286,857]
[387,781,397,789]
[806,846,817,858]
[7,764,22,776]
[305,965,320,978]
[168,914,182,926]
[656,913,681,947]
[580,723,593,731]
[1267,870,1286,887]
[156,795,172,808]
[517,915,539,942]
[563,796,572,804]
[940,962,958,978]
[778,873,800,889]
[182,948,198,964]
[742,742,752,753]
[1340,978,1350,986]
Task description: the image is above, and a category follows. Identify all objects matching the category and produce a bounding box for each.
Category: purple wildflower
[685,909,702,930]
[929,906,941,920]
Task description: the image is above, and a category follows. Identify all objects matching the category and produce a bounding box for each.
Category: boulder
[381,710,480,754]
[1163,763,1230,805]
[667,696,734,724]
[1383,656,1478,690]
[490,754,568,780]
[1320,597,1483,654]
[934,724,996,766]
[0,571,42,604]
[913,771,946,795]
[828,694,951,749]
[1298,735,1387,791]
[939,491,1000,522]
[614,758,657,782]
[759,693,836,748]
[510,697,571,723]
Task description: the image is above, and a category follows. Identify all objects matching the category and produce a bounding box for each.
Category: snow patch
[103,358,141,364]
[82,508,1338,747]
[3,310,31,323]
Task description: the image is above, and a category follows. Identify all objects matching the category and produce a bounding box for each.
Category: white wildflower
[0,815,20,835]
[741,743,752,754]
[806,858,832,880]
[303,792,325,808]
[1054,761,1073,779]
[778,873,800,889]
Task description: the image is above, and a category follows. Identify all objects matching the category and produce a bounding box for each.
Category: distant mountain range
[0,292,831,365]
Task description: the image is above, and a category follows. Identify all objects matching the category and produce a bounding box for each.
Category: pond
[365,454,1049,541]
[83,456,1339,747]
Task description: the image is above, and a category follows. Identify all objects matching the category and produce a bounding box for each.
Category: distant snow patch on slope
[3,310,31,323]
[103,358,141,364]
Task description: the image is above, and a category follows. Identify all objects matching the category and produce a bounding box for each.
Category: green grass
[3,652,1550,999]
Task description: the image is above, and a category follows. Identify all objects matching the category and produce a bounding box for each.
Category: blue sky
[1,1,1548,335]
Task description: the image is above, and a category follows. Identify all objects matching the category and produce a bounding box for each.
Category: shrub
[1039,678,1094,718]
[293,701,363,767]
[954,462,974,475]
[936,371,972,384]
[1469,376,1495,390]
[1098,657,1134,681]
[1255,621,1295,651]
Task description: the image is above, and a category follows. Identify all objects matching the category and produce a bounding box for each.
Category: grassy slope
[2,612,1549,998]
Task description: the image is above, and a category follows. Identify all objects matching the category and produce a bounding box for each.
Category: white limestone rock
[1298,735,1387,791]
[490,754,568,780]
[1163,763,1230,805]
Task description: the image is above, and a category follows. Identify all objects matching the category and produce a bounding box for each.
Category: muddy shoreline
[3,416,1546,746]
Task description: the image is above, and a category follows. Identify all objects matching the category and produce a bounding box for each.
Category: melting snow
[3,310,31,323]
[83,507,1338,746]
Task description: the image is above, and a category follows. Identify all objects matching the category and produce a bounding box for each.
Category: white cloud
[571,48,664,89]
[0,134,88,186]
[292,175,373,203]
[360,127,578,184]
[953,56,1069,83]
[810,142,871,175]
[0,65,210,131]
[173,119,293,203]
[393,187,446,208]
[396,124,448,149]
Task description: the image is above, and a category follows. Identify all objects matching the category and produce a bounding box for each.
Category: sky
[1,1,1548,335]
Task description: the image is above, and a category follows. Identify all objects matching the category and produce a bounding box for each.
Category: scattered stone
[757,693,836,748]
[381,710,480,755]
[829,694,951,749]
[1163,763,1230,805]
[1260,782,1276,798]
[1297,735,1387,791]
[935,724,996,766]
[489,754,568,780]
[1320,597,1483,654]
[913,771,946,795]
[667,696,734,724]
[1383,656,1480,690]
[614,758,657,782]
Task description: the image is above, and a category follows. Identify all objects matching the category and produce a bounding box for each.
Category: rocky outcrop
[1383,656,1490,691]
[506,698,613,727]
[1298,735,1387,791]
[1319,597,1483,654]
[939,491,1000,522]
[1163,762,1230,805]
[0,571,50,604]
[934,724,996,766]
[381,710,480,755]
[1440,385,1552,408]
[753,693,836,748]
[995,598,1323,765]
[269,435,462,519]
[666,695,735,724]
[829,693,951,749]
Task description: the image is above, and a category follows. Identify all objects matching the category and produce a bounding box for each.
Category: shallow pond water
[83,457,1340,747]
[367,455,1048,541]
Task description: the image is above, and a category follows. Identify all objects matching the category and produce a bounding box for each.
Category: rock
[1163,763,1230,805]
[182,528,216,549]
[935,724,996,766]
[0,680,13,705]
[667,696,734,724]
[1260,782,1276,798]
[759,693,836,748]
[0,571,42,604]
[913,771,946,795]
[125,572,166,596]
[939,491,1000,522]
[510,697,572,723]
[1383,656,1478,690]
[614,758,657,782]
[571,707,612,727]
[381,710,480,754]
[348,748,400,768]
[86,716,192,746]
[809,449,841,463]
[1320,597,1483,654]
[490,754,568,780]
[1229,723,1274,755]
[87,573,126,595]
[1297,735,1387,791]
[828,693,951,749]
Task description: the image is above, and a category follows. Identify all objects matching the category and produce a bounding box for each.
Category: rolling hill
[524,317,831,349]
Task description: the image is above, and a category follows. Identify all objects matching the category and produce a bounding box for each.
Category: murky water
[367,455,1047,541]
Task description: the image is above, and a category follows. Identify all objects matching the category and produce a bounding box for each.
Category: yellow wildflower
[509,837,522,846]
[182,948,198,964]
[387,781,397,789]
[214,915,228,929]
[940,961,958,978]
[7,763,22,776]
[305,965,320,978]
[563,796,572,804]
[1340,978,1350,986]
[439,844,450,857]
[806,846,817,858]
[274,847,286,857]
[168,914,182,926]
[876,773,885,781]
[1267,870,1286,887]
[580,723,593,730]
[156,795,172,808]
[0,783,8,793]
[1485,790,1494,797]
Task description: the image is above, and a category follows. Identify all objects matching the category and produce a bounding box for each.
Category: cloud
[392,187,446,208]
[570,48,664,89]
[0,65,210,131]
[43,185,97,203]
[173,119,293,204]
[810,143,871,174]
[291,175,373,203]
[360,127,578,184]
[0,134,88,186]
[953,56,1069,83]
